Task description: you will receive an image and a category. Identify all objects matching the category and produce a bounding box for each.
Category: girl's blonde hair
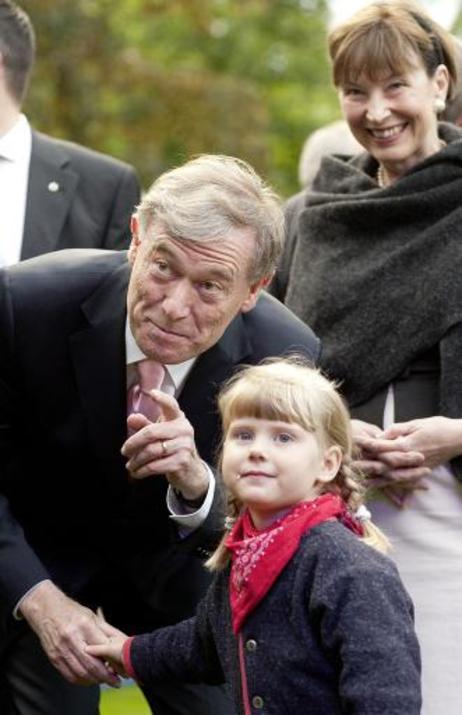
[329,0,458,98]
[206,356,389,571]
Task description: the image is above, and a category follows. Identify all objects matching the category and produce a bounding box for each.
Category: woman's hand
[351,418,430,507]
[351,419,428,480]
[351,416,462,506]
[373,417,462,470]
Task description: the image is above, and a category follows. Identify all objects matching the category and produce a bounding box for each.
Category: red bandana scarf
[225,493,363,633]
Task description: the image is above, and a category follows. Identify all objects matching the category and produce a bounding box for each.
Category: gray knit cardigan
[129,521,421,714]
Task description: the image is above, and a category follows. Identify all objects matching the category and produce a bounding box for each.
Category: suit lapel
[69,260,129,471]
[21,132,78,260]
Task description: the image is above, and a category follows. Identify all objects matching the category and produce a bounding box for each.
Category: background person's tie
[128,359,166,423]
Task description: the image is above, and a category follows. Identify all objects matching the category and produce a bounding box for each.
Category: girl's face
[222,417,341,529]
[338,56,448,181]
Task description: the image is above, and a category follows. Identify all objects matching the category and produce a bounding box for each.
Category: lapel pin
[48,181,60,193]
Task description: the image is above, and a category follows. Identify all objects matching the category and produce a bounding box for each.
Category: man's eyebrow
[201,266,234,283]
[151,238,175,254]
[152,239,236,283]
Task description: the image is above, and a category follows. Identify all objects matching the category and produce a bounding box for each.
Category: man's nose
[161,280,193,320]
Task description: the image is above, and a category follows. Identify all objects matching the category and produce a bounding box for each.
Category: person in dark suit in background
[0,153,320,715]
[0,0,140,267]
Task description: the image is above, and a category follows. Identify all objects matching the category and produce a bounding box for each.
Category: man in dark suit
[0,153,320,715]
[0,1,140,266]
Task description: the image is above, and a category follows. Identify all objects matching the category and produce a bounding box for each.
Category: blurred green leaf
[100,683,150,715]
[22,0,337,197]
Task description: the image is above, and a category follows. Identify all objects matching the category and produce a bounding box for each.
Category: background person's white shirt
[0,114,31,267]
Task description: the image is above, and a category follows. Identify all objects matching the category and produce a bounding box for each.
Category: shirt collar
[125,318,195,393]
[0,114,31,162]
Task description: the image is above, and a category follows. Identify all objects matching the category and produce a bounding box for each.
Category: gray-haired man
[0,154,320,714]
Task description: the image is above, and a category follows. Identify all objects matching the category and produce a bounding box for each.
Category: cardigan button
[252,695,264,709]
[245,638,258,652]
[196,547,211,558]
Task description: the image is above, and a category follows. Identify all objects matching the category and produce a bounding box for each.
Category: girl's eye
[228,428,253,441]
[275,432,293,443]
[236,431,253,441]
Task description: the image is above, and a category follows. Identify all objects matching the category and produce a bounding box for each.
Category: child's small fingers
[85,644,109,658]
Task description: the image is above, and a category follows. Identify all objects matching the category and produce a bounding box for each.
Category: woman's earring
[434,97,447,114]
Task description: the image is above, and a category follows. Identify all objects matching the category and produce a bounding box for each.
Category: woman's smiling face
[339,55,449,179]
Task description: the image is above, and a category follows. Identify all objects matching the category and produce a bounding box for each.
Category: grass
[100,683,150,715]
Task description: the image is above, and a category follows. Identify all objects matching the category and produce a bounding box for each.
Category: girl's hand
[86,635,128,676]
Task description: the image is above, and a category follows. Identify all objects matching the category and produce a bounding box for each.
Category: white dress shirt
[0,114,32,267]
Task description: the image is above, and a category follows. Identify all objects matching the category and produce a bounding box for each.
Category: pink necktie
[128,359,165,423]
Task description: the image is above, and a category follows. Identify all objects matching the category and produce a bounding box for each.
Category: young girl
[88,358,421,714]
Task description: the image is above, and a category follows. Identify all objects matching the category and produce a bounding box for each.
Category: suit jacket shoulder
[5,248,128,306]
[231,290,320,364]
[22,131,140,259]
[33,131,138,175]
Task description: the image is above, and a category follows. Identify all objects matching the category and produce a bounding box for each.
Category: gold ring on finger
[161,440,167,455]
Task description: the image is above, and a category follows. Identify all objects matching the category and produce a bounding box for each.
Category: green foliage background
[21,0,340,197]
[101,683,149,714]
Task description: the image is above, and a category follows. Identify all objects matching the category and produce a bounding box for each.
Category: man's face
[127,218,266,364]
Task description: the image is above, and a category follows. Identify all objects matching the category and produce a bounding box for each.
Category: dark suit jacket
[20,131,140,259]
[0,249,320,631]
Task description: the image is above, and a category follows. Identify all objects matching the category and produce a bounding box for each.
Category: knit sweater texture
[129,521,421,714]
[271,122,462,480]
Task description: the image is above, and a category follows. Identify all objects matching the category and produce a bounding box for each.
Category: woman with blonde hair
[87,358,421,714]
[270,2,462,712]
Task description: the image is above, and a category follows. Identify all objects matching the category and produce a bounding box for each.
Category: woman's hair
[206,356,389,571]
[329,0,458,98]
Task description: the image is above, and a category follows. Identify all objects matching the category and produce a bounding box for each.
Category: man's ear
[128,214,141,265]
[316,445,342,485]
[240,274,273,313]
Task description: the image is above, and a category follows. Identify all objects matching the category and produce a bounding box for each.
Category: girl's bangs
[221,378,315,433]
